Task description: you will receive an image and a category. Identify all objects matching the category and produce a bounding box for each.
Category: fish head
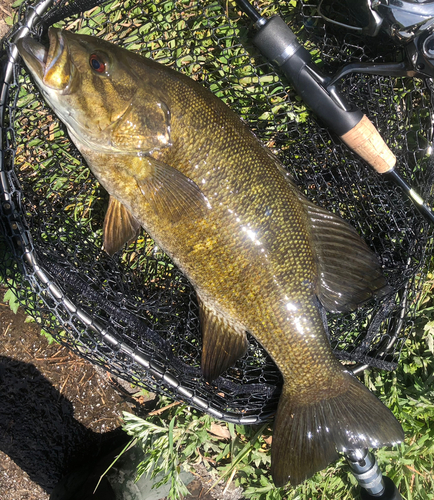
[16,28,171,153]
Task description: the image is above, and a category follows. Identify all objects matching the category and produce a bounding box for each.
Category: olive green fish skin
[17,28,403,486]
[72,44,336,392]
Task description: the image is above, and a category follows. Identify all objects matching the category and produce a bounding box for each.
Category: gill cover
[109,99,171,152]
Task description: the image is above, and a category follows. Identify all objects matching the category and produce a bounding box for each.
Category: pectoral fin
[103,196,141,255]
[136,157,210,223]
[199,299,248,382]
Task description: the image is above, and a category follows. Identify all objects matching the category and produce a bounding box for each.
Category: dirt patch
[0,0,12,38]
[0,286,134,498]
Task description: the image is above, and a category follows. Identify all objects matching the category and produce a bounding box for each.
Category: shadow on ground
[0,355,128,494]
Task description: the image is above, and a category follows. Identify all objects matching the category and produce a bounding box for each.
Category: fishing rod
[234,0,434,226]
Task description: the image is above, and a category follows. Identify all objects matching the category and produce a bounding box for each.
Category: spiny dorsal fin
[103,196,141,255]
[199,298,248,382]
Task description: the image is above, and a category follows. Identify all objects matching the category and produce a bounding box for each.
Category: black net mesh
[1,0,433,424]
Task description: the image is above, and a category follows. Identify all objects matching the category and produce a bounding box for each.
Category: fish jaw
[16,28,86,143]
[15,37,47,83]
[17,28,76,93]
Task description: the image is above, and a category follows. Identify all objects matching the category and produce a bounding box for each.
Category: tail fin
[271,372,404,487]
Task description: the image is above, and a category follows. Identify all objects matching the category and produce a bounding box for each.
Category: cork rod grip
[340,115,396,174]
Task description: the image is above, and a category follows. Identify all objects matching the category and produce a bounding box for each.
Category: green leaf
[3,288,20,314]
[168,416,176,455]
[40,329,56,344]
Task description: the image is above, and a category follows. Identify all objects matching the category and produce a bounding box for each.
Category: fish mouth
[16,36,48,81]
[16,28,74,92]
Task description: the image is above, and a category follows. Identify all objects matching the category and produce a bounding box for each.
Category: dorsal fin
[303,198,390,312]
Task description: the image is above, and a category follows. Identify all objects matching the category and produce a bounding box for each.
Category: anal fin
[103,196,141,255]
[199,298,248,382]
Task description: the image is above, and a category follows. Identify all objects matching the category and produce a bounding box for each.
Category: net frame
[0,0,433,424]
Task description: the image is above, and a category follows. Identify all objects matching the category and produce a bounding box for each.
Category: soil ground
[0,289,131,499]
[0,0,11,39]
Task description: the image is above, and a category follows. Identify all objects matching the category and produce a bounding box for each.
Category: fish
[17,28,404,487]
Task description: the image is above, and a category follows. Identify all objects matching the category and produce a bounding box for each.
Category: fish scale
[17,27,404,487]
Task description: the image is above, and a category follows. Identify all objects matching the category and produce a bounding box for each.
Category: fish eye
[89,53,107,74]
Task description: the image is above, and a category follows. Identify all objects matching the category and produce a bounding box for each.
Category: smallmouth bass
[17,28,404,486]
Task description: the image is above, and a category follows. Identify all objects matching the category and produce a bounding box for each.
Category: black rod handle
[253,16,364,136]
